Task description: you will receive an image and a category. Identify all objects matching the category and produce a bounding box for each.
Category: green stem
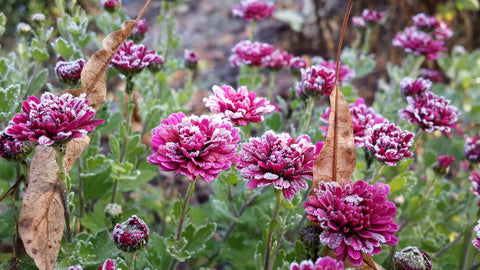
[268,71,276,101]
[126,251,137,270]
[361,26,373,55]
[372,161,385,183]
[250,66,259,91]
[250,20,257,41]
[55,146,73,242]
[299,96,316,135]
[163,2,175,63]
[19,160,30,187]
[406,55,425,78]
[264,189,283,270]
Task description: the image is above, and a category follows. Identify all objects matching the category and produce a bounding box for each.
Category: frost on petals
[289,256,344,270]
[473,220,480,251]
[303,180,399,266]
[392,26,446,60]
[236,131,318,200]
[229,40,275,67]
[6,92,104,146]
[147,112,240,182]
[232,0,275,22]
[464,135,480,162]
[203,85,275,126]
[296,65,336,98]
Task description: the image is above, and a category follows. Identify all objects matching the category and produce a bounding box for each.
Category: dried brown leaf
[18,146,63,270]
[64,136,90,174]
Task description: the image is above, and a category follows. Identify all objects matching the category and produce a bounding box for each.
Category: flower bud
[98,259,116,270]
[101,0,120,12]
[184,49,198,70]
[393,246,432,270]
[104,203,123,224]
[300,224,322,259]
[113,215,149,252]
[31,13,46,27]
[17,23,31,36]
[130,19,148,43]
[0,131,33,162]
[55,58,85,85]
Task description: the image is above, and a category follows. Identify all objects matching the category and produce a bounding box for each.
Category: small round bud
[104,203,123,224]
[113,215,149,252]
[101,0,120,12]
[55,58,85,85]
[17,23,31,36]
[98,259,116,270]
[300,224,322,260]
[184,49,198,70]
[130,19,148,43]
[31,13,46,27]
[394,246,432,270]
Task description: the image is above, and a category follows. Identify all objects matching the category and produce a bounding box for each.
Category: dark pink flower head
[289,56,307,76]
[232,0,275,22]
[304,180,399,266]
[296,65,336,98]
[147,112,240,182]
[473,220,480,251]
[184,49,199,70]
[412,13,440,31]
[101,0,120,12]
[351,16,366,28]
[55,58,85,85]
[236,131,318,200]
[434,21,453,40]
[437,155,455,168]
[320,98,386,148]
[113,215,149,252]
[393,26,447,60]
[393,246,432,270]
[68,265,83,270]
[6,92,104,146]
[470,171,480,201]
[111,40,163,76]
[261,49,292,71]
[318,60,355,85]
[203,85,275,126]
[399,91,459,136]
[400,77,432,96]
[465,135,480,162]
[421,69,443,83]
[290,257,344,270]
[230,40,275,67]
[98,259,116,270]
[361,9,384,24]
[0,131,33,162]
[130,19,148,42]
[364,122,414,166]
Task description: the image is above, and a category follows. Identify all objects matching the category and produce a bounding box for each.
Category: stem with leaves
[268,71,276,101]
[264,189,283,270]
[298,96,316,135]
[54,145,72,242]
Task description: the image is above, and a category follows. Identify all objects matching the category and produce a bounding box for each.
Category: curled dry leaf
[18,146,64,270]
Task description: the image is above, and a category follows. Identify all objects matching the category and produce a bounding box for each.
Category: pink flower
[420,69,443,83]
[261,49,292,71]
[147,112,240,182]
[101,0,120,12]
[304,180,399,266]
[111,41,163,76]
[400,77,432,96]
[184,49,199,70]
[320,98,386,148]
[6,92,104,146]
[0,131,33,162]
[434,21,453,40]
[98,259,117,270]
[130,19,148,42]
[55,58,85,85]
[351,16,366,28]
[364,122,414,166]
[203,85,275,126]
[399,91,459,136]
[236,131,318,200]
[465,135,480,162]
[229,40,275,67]
[289,56,307,76]
[437,155,455,168]
[113,215,149,252]
[232,0,275,22]
[473,220,480,251]
[393,246,432,270]
[393,26,447,60]
[296,65,336,98]
[470,171,480,201]
[412,13,440,30]
[68,266,83,270]
[318,60,355,85]
[361,9,384,24]
[290,257,344,270]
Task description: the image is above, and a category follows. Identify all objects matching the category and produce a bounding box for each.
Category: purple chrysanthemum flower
[420,69,443,83]
[304,180,399,266]
[289,56,307,76]
[0,131,33,162]
[412,13,440,31]
[400,77,432,96]
[184,49,199,70]
[361,9,384,24]
[393,246,432,270]
[99,259,117,270]
[111,40,163,76]
[101,0,120,12]
[147,112,240,182]
[393,26,447,60]
[320,98,387,148]
[236,131,318,200]
[261,49,292,71]
[296,65,336,98]
[351,16,366,28]
[473,220,480,251]
[470,171,480,201]
[232,0,275,22]
[364,122,414,166]
[465,135,480,162]
[318,60,355,85]
[399,91,459,136]
[438,155,455,168]
[203,85,275,126]
[229,40,275,67]
[130,19,148,42]
[6,92,104,146]
[55,58,85,85]
[113,215,149,252]
[434,21,453,40]
[290,257,344,270]
[68,266,83,270]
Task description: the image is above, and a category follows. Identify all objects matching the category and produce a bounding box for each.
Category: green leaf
[182,222,217,255]
[265,112,282,132]
[52,37,75,59]
[0,13,5,37]
[457,0,480,10]
[273,10,304,32]
[356,54,376,77]
[166,235,191,262]
[31,47,49,62]
[81,155,113,201]
[81,201,110,233]
[0,84,21,122]
[29,68,48,95]
[140,232,172,269]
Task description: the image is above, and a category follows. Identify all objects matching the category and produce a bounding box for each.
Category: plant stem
[126,251,137,270]
[250,20,257,41]
[250,66,259,91]
[372,161,385,183]
[268,71,276,101]
[299,96,316,135]
[361,26,373,55]
[55,146,73,242]
[163,2,175,63]
[264,189,283,270]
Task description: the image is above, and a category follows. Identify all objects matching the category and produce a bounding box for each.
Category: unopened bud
[394,246,432,270]
[113,215,149,252]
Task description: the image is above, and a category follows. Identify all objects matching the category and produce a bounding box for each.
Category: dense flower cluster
[55,58,85,85]
[351,8,383,28]
[130,19,148,42]
[296,65,336,98]
[6,92,104,146]
[400,77,432,96]
[111,40,163,76]
[99,259,117,270]
[113,215,149,252]
[421,69,443,83]
[289,257,344,270]
[184,49,199,70]
[232,0,275,21]
[412,13,440,30]
[236,131,318,200]
[437,155,455,169]
[470,171,480,202]
[261,49,292,71]
[393,26,447,60]
[434,21,453,40]
[473,220,480,251]
[289,56,307,76]
[320,98,386,147]
[318,60,355,85]
[304,180,399,266]
[147,112,240,182]
[101,0,120,12]
[0,131,33,162]
[364,122,414,166]
[399,91,459,136]
[229,40,275,67]
[203,85,275,125]
[464,135,480,162]
[393,246,432,270]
